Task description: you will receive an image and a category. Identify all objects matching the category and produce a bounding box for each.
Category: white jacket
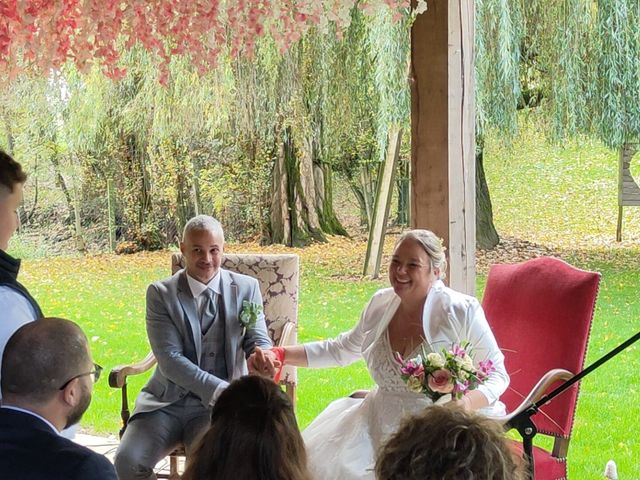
[304,280,509,404]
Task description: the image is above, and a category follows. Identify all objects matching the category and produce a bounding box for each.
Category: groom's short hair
[182,215,224,242]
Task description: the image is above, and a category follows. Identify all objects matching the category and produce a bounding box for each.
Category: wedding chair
[109,252,299,479]
[482,256,600,480]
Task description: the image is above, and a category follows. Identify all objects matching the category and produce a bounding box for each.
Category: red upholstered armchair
[482,257,600,480]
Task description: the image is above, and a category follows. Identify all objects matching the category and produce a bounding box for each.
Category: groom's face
[181,228,224,284]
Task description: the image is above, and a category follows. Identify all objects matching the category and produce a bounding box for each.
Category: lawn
[9,119,640,478]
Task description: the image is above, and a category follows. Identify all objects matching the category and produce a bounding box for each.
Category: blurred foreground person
[182,375,310,480]
[376,406,524,480]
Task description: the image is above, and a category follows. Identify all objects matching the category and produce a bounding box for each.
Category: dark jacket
[0,408,117,480]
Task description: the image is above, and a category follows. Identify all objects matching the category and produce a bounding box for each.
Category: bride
[251,229,509,479]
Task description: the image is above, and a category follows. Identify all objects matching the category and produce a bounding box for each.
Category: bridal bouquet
[396,341,495,402]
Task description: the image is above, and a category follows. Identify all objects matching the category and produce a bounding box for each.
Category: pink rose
[428,369,454,393]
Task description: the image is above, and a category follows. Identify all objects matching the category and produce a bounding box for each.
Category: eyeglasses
[59,363,103,390]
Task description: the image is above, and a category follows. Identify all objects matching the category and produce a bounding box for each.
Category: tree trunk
[270,134,291,245]
[107,178,116,251]
[396,155,410,226]
[72,176,86,252]
[476,136,499,249]
[348,182,369,228]
[49,152,74,223]
[313,161,347,236]
[269,127,327,246]
[191,156,201,217]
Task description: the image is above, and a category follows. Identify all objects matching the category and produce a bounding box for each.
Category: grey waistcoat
[199,293,228,380]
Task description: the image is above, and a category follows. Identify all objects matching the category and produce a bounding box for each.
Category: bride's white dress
[303,331,431,480]
[301,284,508,480]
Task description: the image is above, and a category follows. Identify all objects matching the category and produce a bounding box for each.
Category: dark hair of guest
[182,375,311,480]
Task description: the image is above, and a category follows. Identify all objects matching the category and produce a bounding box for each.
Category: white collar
[186,270,221,298]
[1,405,60,435]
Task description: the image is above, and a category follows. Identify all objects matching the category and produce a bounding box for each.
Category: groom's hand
[248,346,281,378]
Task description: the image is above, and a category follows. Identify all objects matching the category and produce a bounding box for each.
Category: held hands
[248,346,284,381]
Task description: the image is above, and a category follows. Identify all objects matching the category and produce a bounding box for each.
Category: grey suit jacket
[132,268,272,415]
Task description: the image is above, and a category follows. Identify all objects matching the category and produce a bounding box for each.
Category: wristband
[271,347,286,365]
[271,347,286,383]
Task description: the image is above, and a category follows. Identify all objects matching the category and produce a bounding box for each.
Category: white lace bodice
[365,329,426,393]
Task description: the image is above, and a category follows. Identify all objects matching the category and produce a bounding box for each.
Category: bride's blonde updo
[394,230,447,280]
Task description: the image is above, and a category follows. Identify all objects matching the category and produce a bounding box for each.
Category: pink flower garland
[0,0,414,82]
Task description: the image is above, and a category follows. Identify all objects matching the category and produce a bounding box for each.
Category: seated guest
[182,375,310,480]
[0,317,117,480]
[375,406,524,480]
[0,151,43,396]
[115,215,279,480]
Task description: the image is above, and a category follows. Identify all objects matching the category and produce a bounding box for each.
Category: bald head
[1,318,91,404]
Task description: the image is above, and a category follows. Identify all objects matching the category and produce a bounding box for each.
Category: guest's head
[183,375,310,480]
[180,215,225,284]
[389,230,447,303]
[376,406,523,480]
[1,317,101,432]
[0,150,27,250]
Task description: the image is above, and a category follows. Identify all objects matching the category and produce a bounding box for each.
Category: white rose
[407,376,424,393]
[426,352,445,368]
[462,354,474,369]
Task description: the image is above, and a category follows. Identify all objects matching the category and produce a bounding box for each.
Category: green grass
[8,119,640,477]
[13,250,639,479]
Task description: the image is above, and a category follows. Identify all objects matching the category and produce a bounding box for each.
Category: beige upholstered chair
[109,253,299,479]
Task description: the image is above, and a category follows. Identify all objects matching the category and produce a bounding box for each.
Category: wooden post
[411,0,475,294]
[364,127,403,278]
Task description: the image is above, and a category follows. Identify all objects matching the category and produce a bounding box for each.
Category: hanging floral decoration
[0,0,425,83]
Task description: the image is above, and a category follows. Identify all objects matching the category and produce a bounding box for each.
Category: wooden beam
[410,0,475,294]
[364,127,402,278]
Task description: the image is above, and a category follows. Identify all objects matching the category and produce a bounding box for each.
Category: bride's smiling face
[389,238,439,303]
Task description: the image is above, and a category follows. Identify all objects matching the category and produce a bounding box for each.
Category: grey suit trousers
[114,396,210,480]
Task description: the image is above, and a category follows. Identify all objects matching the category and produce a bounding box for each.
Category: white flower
[462,354,474,369]
[426,352,445,368]
[414,0,428,15]
[407,376,424,394]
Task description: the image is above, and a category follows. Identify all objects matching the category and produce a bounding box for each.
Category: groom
[115,215,278,480]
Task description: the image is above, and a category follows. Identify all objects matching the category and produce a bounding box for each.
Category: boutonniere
[239,300,263,336]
